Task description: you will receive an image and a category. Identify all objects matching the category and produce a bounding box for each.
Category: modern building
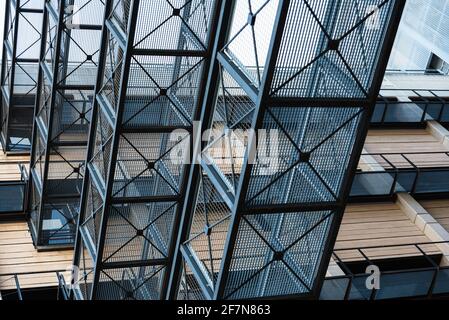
[1,0,43,152]
[0,0,449,301]
[388,0,449,73]
[28,0,104,250]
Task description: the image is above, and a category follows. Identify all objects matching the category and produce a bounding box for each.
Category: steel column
[170,0,406,300]
[70,0,223,300]
[28,0,105,249]
[0,0,44,153]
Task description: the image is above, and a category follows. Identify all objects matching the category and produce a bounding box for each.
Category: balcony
[321,242,449,300]
[351,152,449,200]
[0,220,72,299]
[0,153,29,218]
[373,89,449,127]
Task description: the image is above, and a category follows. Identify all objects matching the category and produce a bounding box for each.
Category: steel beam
[169,0,406,300]
[27,0,105,249]
[70,0,224,300]
[0,0,44,153]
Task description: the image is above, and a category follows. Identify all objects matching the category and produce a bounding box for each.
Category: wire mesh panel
[176,258,208,300]
[28,0,105,248]
[0,0,44,152]
[270,0,395,98]
[183,172,232,291]
[172,0,405,300]
[71,0,222,300]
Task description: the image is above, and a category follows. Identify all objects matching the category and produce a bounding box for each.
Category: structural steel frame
[5,0,405,300]
[28,0,104,249]
[167,0,405,300]
[70,0,224,300]
[3,0,449,302]
[1,0,44,153]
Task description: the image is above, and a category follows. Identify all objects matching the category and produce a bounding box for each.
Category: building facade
[1,0,44,153]
[2,0,449,301]
[388,0,449,73]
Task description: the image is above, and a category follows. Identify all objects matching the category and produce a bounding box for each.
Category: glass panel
[395,171,417,192]
[375,270,435,300]
[371,103,386,123]
[383,102,424,123]
[415,170,449,194]
[0,183,25,213]
[320,277,350,300]
[348,275,372,300]
[350,172,394,197]
[433,268,449,295]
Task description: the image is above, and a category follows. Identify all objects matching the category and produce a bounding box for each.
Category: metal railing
[57,272,70,300]
[0,270,66,300]
[385,69,447,75]
[321,241,449,300]
[0,162,29,215]
[351,152,449,200]
[372,89,449,126]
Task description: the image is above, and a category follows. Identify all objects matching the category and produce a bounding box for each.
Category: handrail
[333,240,449,253]
[0,270,67,300]
[18,163,29,182]
[332,241,447,277]
[322,241,449,300]
[359,151,449,171]
[56,272,69,300]
[372,93,449,125]
[385,69,446,75]
[363,151,449,156]
[379,88,449,97]
[14,275,23,300]
[0,269,67,278]
[352,152,449,199]
[371,89,449,126]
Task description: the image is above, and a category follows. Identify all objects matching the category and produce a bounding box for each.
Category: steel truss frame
[1,0,44,153]
[69,0,224,300]
[167,0,406,300]
[28,0,105,249]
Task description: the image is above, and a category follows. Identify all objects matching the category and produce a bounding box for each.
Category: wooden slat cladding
[0,153,29,182]
[335,202,440,262]
[0,221,73,290]
[363,129,449,168]
[364,129,445,154]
